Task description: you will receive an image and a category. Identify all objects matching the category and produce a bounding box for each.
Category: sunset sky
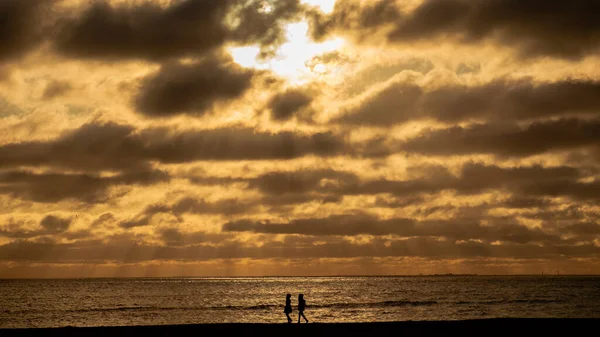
[2,0,600,278]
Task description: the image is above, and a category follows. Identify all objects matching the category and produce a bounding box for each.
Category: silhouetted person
[297,294,308,323]
[284,293,293,323]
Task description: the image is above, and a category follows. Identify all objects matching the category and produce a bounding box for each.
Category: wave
[301,300,438,309]
[210,304,279,310]
[3,298,564,315]
[204,301,438,310]
[508,299,563,304]
[456,299,564,305]
[1,301,438,315]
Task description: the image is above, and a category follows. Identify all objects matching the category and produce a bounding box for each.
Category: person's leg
[301,312,309,323]
[286,313,291,323]
[298,311,301,323]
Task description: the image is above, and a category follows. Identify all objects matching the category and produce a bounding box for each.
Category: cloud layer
[1,0,600,277]
[313,0,600,59]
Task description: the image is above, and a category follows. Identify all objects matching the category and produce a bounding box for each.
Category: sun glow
[230,22,344,83]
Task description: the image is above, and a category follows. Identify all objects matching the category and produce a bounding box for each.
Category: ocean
[1,276,599,328]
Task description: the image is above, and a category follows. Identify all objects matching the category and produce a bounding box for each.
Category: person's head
[298,293,303,300]
[286,293,291,299]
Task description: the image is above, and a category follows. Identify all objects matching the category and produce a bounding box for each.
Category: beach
[3,318,599,337]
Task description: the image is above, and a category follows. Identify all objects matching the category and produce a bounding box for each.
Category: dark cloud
[0,122,145,171]
[499,196,553,209]
[337,79,600,126]
[240,164,583,205]
[159,228,231,247]
[456,163,581,193]
[90,213,117,228]
[223,213,409,236]
[309,0,401,42]
[0,215,71,239]
[223,214,562,245]
[401,118,600,157]
[39,215,71,234]
[55,0,232,60]
[523,205,590,223]
[314,0,600,59]
[0,169,169,203]
[373,196,425,208]
[168,197,255,215]
[185,174,248,186]
[119,191,351,229]
[338,80,422,126]
[389,0,600,59]
[135,54,256,117]
[55,0,304,61]
[267,89,313,121]
[259,194,335,211]
[136,125,346,162]
[120,197,257,228]
[519,179,600,201]
[118,214,156,230]
[566,222,600,235]
[62,230,93,240]
[42,80,72,100]
[0,121,347,172]
[332,163,580,198]
[249,169,358,195]
[321,195,343,204]
[0,0,53,63]
[3,235,598,263]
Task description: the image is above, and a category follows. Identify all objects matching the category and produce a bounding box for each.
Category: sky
[1,0,600,278]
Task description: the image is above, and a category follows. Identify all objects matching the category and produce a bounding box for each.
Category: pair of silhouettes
[284,293,308,323]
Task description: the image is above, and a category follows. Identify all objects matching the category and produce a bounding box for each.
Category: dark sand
[2,319,598,337]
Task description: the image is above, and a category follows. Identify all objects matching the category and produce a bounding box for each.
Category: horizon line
[2,273,600,280]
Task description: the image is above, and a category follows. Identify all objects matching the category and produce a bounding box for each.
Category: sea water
[1,276,599,328]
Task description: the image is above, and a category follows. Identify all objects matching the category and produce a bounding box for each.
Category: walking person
[284,293,293,323]
[297,294,308,323]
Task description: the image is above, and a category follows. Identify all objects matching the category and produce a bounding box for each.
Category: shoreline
[3,318,599,337]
